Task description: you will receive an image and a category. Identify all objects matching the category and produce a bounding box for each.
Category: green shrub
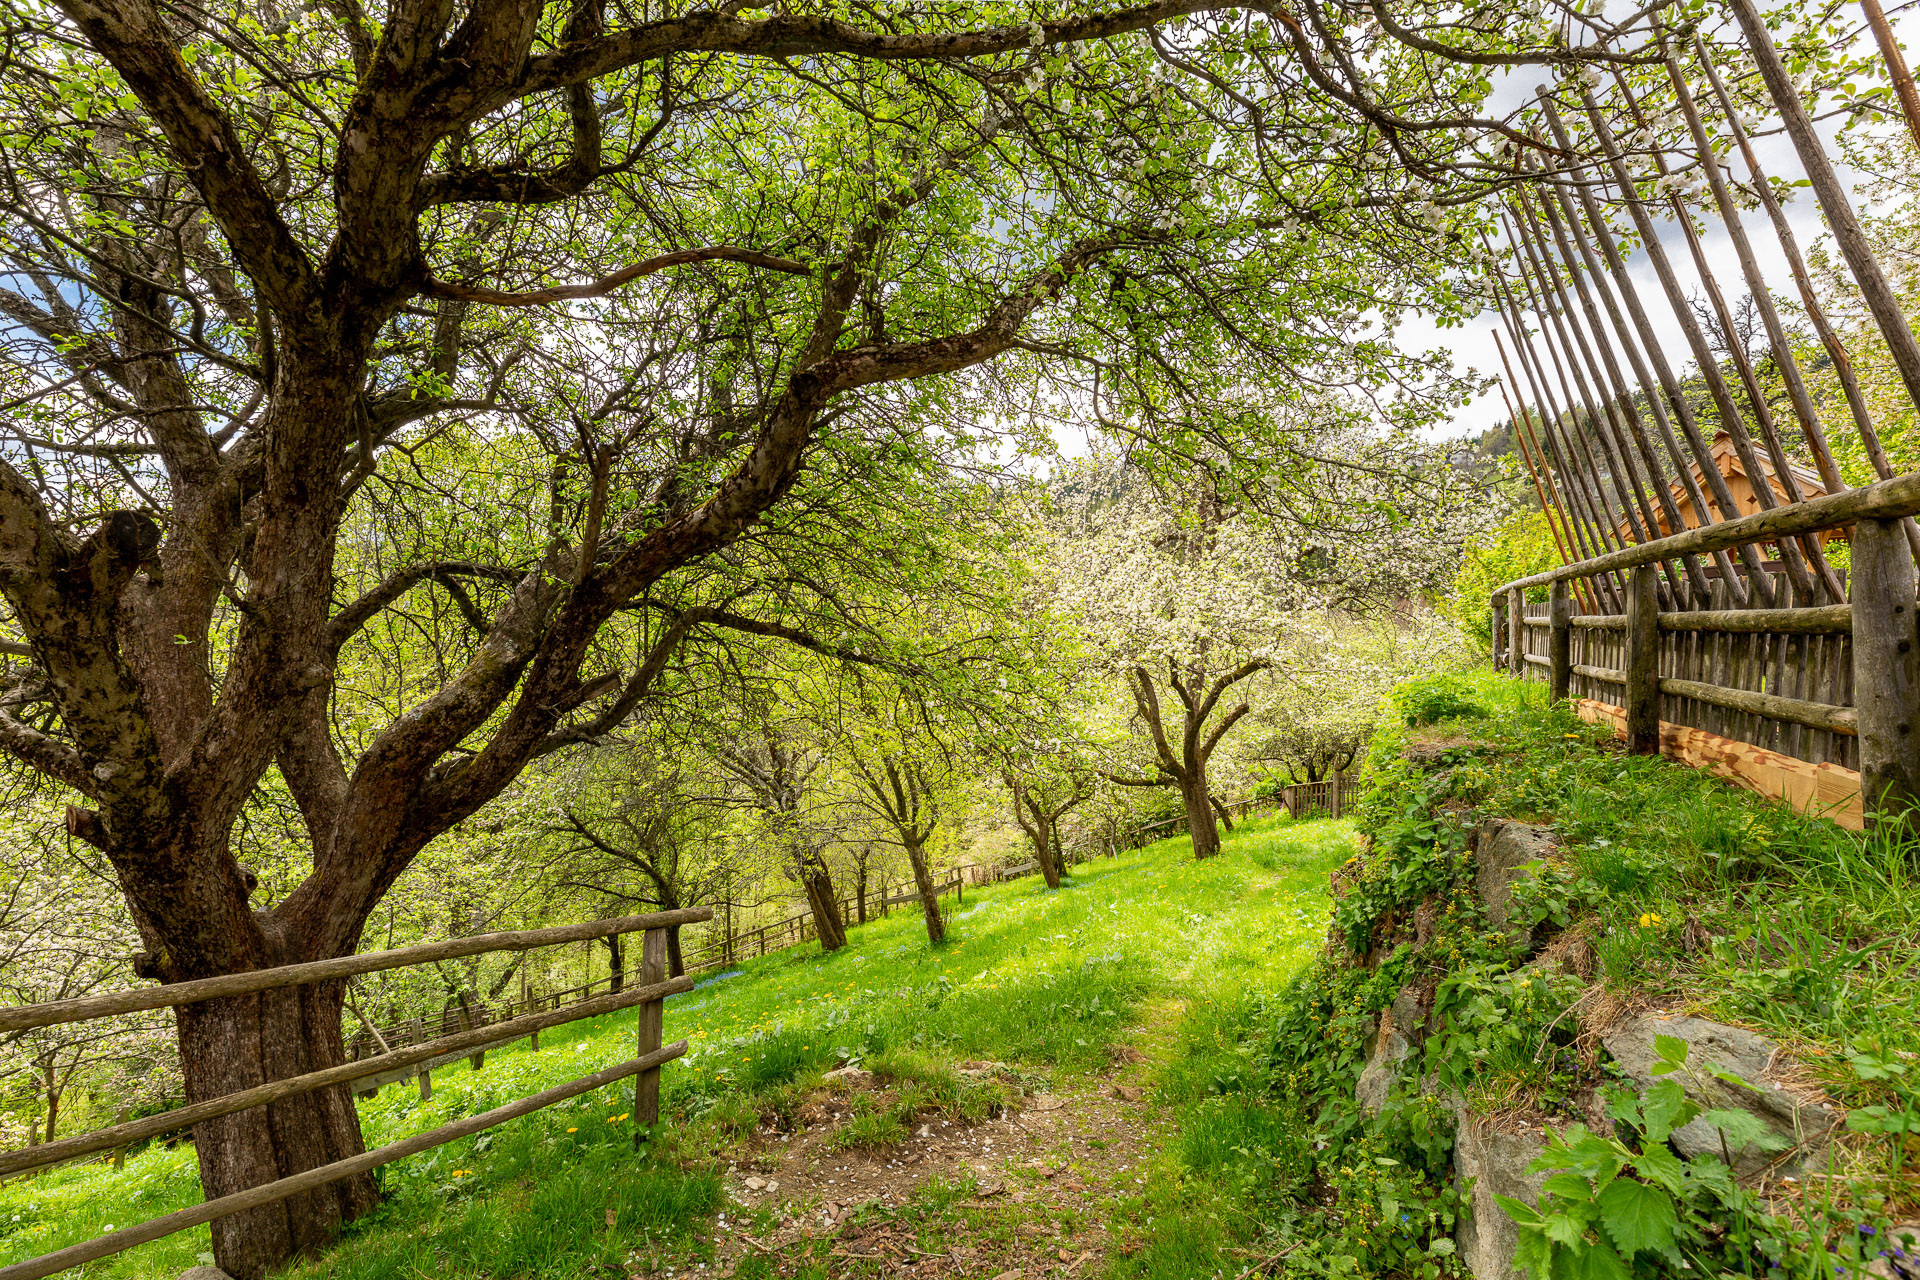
[1389,674,1487,727]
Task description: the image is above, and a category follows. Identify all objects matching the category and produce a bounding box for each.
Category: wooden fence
[676,871,969,974]
[1493,473,1920,828]
[0,907,710,1280]
[1270,774,1350,820]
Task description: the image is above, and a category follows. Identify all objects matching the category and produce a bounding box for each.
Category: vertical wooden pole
[1492,592,1506,671]
[1508,590,1525,677]
[1853,517,1920,824]
[635,927,669,1134]
[1624,565,1661,755]
[418,1068,432,1102]
[1863,0,1920,152]
[1330,769,1343,819]
[1550,579,1573,703]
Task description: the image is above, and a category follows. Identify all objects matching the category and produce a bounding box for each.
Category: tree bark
[1183,770,1221,860]
[177,981,376,1280]
[1207,794,1235,833]
[41,1061,58,1145]
[1028,801,1063,889]
[798,859,846,952]
[603,932,625,994]
[903,836,946,944]
[665,924,685,979]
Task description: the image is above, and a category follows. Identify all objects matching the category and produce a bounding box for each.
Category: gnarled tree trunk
[798,857,847,952]
[1182,769,1221,861]
[178,980,376,1278]
[903,837,946,944]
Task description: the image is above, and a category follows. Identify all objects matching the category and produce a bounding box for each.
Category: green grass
[0,813,1354,1280]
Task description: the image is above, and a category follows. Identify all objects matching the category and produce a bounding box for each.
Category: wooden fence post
[1492,591,1507,671]
[635,928,668,1136]
[1624,564,1661,754]
[1550,579,1574,703]
[1853,516,1920,823]
[1507,590,1525,677]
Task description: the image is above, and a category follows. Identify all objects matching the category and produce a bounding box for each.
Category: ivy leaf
[1595,1179,1678,1255]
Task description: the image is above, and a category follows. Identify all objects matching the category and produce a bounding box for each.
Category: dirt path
[683,1024,1185,1280]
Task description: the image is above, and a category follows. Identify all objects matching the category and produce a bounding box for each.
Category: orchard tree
[546,744,734,978]
[1005,766,1093,887]
[1051,444,1482,856]
[1050,476,1285,858]
[0,0,1599,1269]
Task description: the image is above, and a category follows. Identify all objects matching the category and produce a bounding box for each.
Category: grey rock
[178,1269,236,1280]
[1602,1013,1837,1178]
[1454,1108,1557,1280]
[1474,820,1555,934]
[1356,1003,1416,1115]
[1391,983,1430,1044]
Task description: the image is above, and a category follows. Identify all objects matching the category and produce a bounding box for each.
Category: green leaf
[1629,1144,1688,1196]
[1699,1108,1789,1152]
[1595,1179,1678,1255]
[1637,1079,1697,1143]
[1567,1240,1632,1280]
[1649,1033,1689,1076]
[1493,1193,1545,1226]
[1541,1171,1597,1203]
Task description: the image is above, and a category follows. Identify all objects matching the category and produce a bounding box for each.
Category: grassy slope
[0,814,1355,1280]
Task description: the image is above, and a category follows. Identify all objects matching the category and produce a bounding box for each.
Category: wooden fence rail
[0,907,709,1280]
[1493,472,1920,827]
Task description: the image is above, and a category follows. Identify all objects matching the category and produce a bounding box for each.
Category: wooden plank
[0,907,712,1035]
[1853,515,1920,821]
[1625,565,1661,754]
[1574,699,1864,829]
[1656,604,1852,634]
[1494,467,1920,596]
[1571,615,1629,630]
[1655,677,1856,735]
[0,1042,689,1280]
[1509,591,1525,676]
[1551,580,1573,702]
[635,929,668,1130]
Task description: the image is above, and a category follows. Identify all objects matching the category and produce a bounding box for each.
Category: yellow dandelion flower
[452,1170,469,1177]
[567,1127,578,1133]
[1638,912,1663,928]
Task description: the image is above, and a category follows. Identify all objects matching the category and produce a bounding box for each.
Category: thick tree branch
[51,0,318,315]
[327,561,525,654]
[512,4,1232,100]
[422,247,811,308]
[0,708,97,797]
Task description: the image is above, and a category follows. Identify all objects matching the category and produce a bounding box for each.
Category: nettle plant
[1498,1036,1805,1279]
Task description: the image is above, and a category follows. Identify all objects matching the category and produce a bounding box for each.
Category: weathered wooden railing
[0,907,710,1280]
[1493,471,1920,827]
[675,871,971,974]
[1271,773,1349,819]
